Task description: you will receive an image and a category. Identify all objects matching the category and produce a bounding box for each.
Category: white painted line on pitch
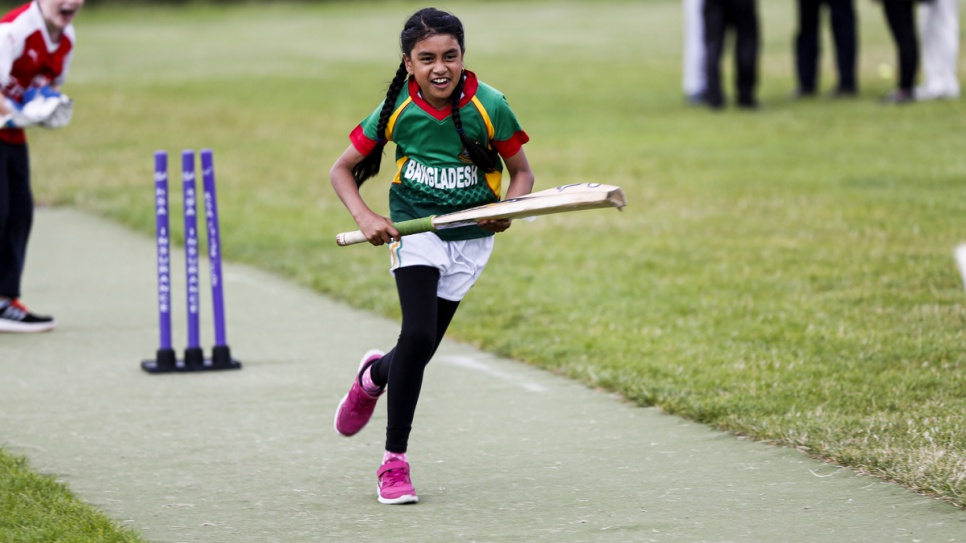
[956,244,966,294]
[438,355,548,392]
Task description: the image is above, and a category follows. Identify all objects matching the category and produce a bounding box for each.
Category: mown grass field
[3,0,965,538]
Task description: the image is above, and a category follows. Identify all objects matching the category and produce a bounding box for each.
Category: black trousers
[795,0,858,93]
[704,0,760,106]
[370,265,461,454]
[0,142,32,299]
[881,0,920,91]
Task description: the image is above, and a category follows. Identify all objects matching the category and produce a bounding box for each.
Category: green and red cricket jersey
[350,71,529,241]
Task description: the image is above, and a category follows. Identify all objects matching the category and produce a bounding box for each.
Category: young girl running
[330,7,534,505]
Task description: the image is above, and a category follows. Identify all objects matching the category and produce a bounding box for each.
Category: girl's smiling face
[38,0,84,32]
[404,33,464,110]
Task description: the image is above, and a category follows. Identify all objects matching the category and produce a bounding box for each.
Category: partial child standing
[0,0,83,333]
[329,7,534,505]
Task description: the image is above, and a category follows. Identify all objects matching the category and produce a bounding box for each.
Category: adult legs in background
[794,0,823,95]
[881,0,919,101]
[702,0,727,108]
[828,0,858,94]
[703,0,759,109]
[732,0,760,107]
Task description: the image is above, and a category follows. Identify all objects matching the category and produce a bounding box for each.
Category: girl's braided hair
[352,7,498,187]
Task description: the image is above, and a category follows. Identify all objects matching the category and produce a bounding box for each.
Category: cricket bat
[336,183,627,246]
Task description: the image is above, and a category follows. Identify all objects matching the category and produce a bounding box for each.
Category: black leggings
[369,265,460,453]
[0,142,32,299]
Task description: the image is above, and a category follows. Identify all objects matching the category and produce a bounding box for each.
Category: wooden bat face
[337,183,626,246]
[432,183,626,228]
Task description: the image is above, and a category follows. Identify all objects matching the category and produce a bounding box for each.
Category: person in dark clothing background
[703,0,760,109]
[793,0,858,98]
[876,0,927,104]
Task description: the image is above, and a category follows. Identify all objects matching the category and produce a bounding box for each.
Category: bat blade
[432,183,625,228]
[336,183,626,246]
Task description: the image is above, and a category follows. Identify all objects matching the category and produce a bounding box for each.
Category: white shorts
[388,232,495,301]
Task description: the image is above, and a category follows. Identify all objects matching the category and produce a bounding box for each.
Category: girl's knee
[399,326,436,359]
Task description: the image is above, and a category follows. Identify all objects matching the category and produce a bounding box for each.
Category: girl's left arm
[478,147,535,232]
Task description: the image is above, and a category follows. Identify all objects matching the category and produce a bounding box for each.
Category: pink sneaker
[333,349,384,436]
[377,460,418,504]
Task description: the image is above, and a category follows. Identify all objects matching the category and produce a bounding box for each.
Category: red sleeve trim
[493,130,529,158]
[349,124,379,156]
[0,3,31,23]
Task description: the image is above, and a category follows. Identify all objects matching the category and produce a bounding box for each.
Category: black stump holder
[141,345,241,374]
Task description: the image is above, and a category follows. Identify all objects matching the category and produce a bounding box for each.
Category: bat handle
[335,230,368,246]
[335,216,437,247]
[394,216,436,236]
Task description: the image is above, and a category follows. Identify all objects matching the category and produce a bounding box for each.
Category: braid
[451,76,498,173]
[352,62,410,187]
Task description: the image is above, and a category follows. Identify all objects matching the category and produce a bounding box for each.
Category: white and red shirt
[0,1,75,143]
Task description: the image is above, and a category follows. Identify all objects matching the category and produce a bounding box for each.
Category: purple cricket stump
[142,150,176,372]
[182,150,204,370]
[201,149,240,370]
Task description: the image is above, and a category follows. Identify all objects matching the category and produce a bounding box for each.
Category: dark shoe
[705,98,725,110]
[790,89,816,100]
[737,98,760,110]
[0,299,56,333]
[881,89,914,105]
[704,90,724,110]
[829,87,858,99]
